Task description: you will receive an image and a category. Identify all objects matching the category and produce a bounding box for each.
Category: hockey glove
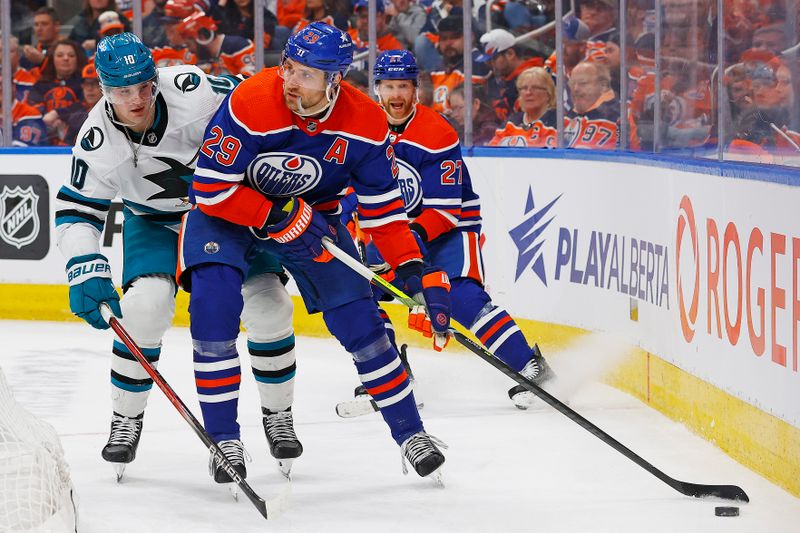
[66,253,122,330]
[252,197,336,263]
[396,261,451,352]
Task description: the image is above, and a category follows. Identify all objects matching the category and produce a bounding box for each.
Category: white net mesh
[0,366,77,533]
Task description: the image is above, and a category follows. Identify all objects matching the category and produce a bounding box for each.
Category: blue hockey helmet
[282,22,354,77]
[374,50,419,84]
[95,33,156,88]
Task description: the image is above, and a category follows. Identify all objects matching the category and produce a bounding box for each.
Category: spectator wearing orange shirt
[477,28,545,121]
[2,37,40,103]
[0,76,48,147]
[565,60,618,149]
[276,0,306,30]
[429,16,490,113]
[489,66,557,147]
[21,7,62,70]
[175,11,257,75]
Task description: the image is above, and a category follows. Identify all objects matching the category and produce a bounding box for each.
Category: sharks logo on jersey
[80,127,104,151]
[246,153,323,196]
[175,72,201,93]
[395,158,422,211]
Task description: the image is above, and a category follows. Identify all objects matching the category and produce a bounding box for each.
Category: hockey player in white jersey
[55,33,299,481]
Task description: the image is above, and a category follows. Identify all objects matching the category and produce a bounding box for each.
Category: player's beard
[381,95,416,125]
[284,87,334,117]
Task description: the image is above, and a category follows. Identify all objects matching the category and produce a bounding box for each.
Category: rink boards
[0,148,798,497]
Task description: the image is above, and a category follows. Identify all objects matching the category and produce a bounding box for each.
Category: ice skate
[263,408,303,478]
[400,431,447,486]
[508,345,555,410]
[101,412,143,482]
[209,439,248,501]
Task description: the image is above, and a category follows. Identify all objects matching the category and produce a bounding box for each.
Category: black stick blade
[677,481,750,502]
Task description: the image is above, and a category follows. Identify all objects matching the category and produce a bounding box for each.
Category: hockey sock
[377,306,399,351]
[325,298,423,444]
[470,306,532,371]
[189,264,245,442]
[110,340,159,418]
[193,340,242,441]
[247,334,296,412]
[451,278,533,372]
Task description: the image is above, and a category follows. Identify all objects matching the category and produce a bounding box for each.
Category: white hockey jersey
[55,65,240,259]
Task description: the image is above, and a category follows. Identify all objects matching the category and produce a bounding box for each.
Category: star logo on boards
[508,186,561,285]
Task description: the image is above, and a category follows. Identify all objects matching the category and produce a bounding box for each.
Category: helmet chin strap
[292,82,340,118]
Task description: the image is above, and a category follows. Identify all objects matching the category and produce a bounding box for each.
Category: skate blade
[113,463,126,482]
[278,458,294,479]
[513,390,569,410]
[428,468,445,488]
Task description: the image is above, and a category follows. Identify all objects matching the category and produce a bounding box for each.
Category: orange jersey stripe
[358,198,405,218]
[192,181,234,192]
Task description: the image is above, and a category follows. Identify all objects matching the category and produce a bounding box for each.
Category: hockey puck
[714,506,739,517]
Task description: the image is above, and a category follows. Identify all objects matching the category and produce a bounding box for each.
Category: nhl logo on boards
[246,153,323,196]
[80,127,104,151]
[0,176,50,261]
[204,241,220,254]
[1,186,40,249]
[174,72,201,93]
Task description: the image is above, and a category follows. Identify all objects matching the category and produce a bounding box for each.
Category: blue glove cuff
[395,259,424,284]
[66,253,112,286]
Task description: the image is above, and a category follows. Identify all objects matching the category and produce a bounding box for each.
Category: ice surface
[2,320,799,533]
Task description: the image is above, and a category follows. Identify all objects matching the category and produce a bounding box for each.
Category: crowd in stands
[2,0,799,164]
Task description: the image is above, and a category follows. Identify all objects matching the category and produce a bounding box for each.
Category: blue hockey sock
[189,264,245,441]
[325,298,423,444]
[451,278,533,372]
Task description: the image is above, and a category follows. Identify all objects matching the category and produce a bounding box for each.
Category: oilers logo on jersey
[395,158,422,211]
[246,153,323,196]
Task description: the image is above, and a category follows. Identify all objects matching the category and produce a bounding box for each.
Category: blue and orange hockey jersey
[191,67,422,269]
[390,103,481,242]
[9,100,47,146]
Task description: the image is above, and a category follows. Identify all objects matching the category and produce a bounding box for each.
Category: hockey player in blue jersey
[178,22,451,481]
[347,50,554,409]
[55,33,295,480]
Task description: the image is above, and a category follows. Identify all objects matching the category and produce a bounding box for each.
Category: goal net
[0,366,77,532]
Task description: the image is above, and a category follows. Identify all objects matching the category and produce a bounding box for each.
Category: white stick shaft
[322,237,376,283]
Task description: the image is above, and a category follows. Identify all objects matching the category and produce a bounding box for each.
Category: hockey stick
[320,238,750,502]
[99,303,277,519]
